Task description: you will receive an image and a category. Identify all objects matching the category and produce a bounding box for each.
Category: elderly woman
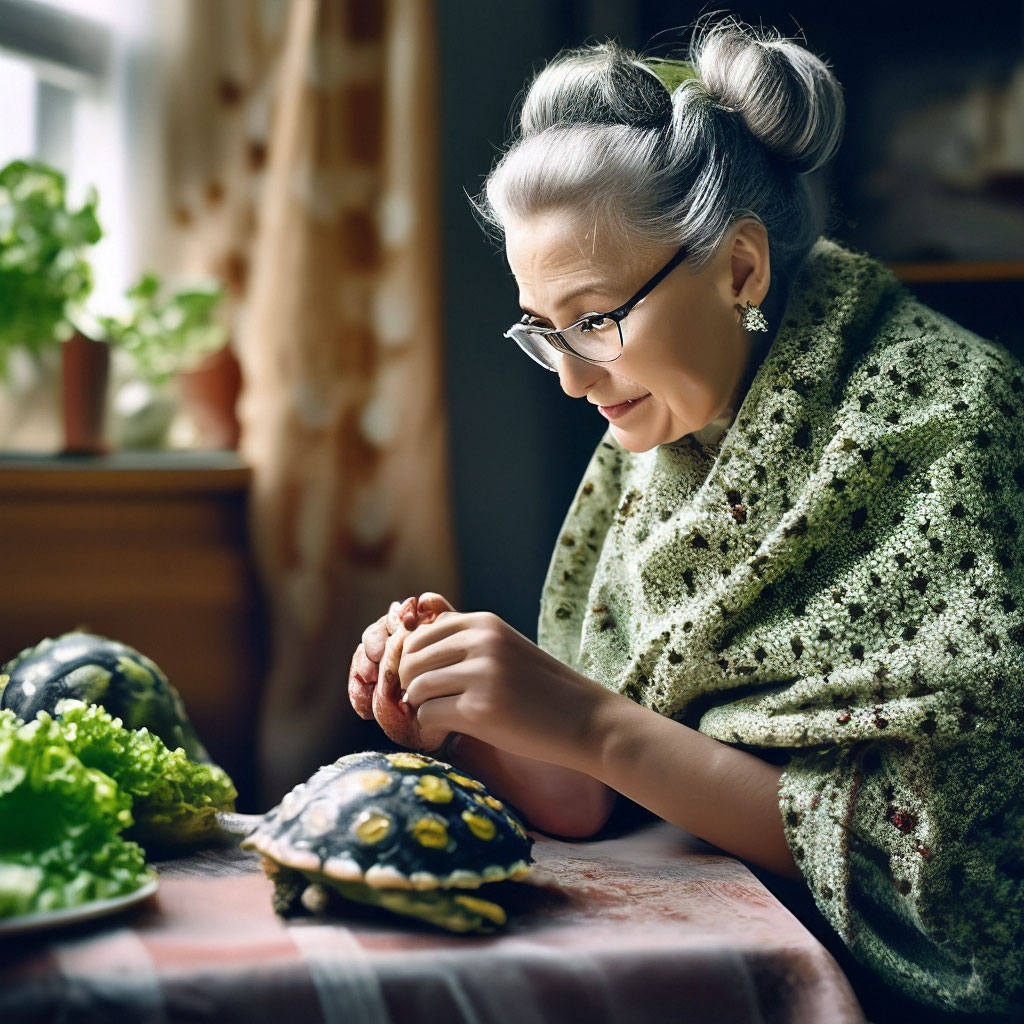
[348,19,1024,1019]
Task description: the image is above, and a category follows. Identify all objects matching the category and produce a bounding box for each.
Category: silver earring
[739,301,768,333]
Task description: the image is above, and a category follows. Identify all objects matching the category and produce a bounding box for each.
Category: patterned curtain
[158,0,283,320]
[159,0,458,801]
[238,0,458,801]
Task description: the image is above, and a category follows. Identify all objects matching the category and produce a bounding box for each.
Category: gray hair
[474,18,845,290]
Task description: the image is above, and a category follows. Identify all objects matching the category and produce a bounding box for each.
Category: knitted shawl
[538,239,1024,1015]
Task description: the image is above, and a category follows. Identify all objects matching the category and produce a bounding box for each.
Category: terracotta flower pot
[62,331,110,454]
[177,344,243,450]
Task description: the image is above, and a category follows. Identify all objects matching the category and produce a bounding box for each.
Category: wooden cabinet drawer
[0,453,266,808]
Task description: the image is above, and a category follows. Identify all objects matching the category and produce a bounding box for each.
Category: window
[0,0,155,312]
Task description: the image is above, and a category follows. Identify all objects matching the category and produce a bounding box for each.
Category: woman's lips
[598,394,651,421]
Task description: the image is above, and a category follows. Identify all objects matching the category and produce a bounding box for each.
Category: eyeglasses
[503,246,688,371]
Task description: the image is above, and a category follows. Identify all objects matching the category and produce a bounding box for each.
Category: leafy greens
[0,700,237,918]
[57,699,237,848]
[0,706,147,917]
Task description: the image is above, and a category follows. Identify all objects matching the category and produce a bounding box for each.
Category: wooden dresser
[0,452,266,808]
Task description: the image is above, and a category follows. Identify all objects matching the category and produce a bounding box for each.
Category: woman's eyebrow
[520,283,610,319]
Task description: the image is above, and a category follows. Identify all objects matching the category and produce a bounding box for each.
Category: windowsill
[0,449,250,494]
[0,449,246,469]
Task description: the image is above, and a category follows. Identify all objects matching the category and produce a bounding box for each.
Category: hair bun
[519,42,672,135]
[691,20,845,174]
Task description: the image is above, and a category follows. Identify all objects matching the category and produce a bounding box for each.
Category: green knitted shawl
[538,239,1024,1015]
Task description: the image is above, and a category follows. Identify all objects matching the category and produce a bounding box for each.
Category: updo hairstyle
[476,18,845,294]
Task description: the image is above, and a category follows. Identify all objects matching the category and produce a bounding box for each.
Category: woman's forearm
[445,733,616,839]
[579,692,801,879]
[396,607,797,870]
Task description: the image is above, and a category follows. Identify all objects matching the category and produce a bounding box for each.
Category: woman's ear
[725,219,771,307]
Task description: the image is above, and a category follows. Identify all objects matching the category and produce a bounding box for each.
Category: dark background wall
[436,1,1024,637]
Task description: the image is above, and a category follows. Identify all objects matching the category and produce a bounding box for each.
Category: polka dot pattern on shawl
[538,239,1024,1016]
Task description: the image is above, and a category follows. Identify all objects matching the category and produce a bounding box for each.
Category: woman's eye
[526,316,553,329]
[577,316,608,334]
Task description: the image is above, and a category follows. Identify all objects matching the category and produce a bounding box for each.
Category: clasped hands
[347,593,607,769]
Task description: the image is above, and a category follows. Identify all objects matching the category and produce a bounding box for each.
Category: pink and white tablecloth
[0,820,865,1023]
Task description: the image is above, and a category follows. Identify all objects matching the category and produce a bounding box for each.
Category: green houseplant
[0,160,104,452]
[99,272,228,386]
[100,273,238,449]
[0,159,102,374]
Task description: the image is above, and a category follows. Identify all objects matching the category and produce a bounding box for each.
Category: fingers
[412,693,464,753]
[348,643,376,720]
[403,658,477,710]
[351,593,456,734]
[371,625,425,749]
[372,681,423,749]
[366,593,419,663]
[379,619,413,698]
[349,677,376,719]
[400,595,420,629]
[416,592,457,623]
[385,601,400,634]
[377,594,452,644]
[350,643,378,684]
[386,596,418,634]
[362,616,389,663]
[403,610,474,656]
[386,603,463,692]
[361,596,416,689]
[400,632,471,692]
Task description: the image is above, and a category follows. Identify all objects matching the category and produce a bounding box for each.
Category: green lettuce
[54,699,237,848]
[0,708,150,917]
[0,701,238,918]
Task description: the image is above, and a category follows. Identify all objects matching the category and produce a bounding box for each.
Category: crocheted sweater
[537,239,1024,1015]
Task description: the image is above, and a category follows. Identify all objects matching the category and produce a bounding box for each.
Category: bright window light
[25,0,115,21]
[0,0,146,315]
[0,54,37,168]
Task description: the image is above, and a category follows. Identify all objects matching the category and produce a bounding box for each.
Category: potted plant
[99,273,239,449]
[0,159,104,452]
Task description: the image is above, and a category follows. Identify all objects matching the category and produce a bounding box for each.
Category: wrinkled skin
[348,592,454,751]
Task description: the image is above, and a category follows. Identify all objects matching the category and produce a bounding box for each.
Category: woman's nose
[557,353,604,398]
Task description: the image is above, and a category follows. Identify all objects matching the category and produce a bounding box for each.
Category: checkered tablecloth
[0,820,865,1023]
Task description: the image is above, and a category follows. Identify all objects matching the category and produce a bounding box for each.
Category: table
[0,821,865,1023]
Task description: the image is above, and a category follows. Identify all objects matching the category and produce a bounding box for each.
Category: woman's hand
[390,604,797,874]
[347,592,456,751]
[348,598,414,719]
[400,609,612,769]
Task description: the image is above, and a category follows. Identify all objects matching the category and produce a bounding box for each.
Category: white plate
[0,877,158,937]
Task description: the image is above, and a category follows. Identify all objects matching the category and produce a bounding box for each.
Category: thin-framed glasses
[503,246,687,371]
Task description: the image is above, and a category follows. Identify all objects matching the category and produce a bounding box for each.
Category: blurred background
[1,0,1022,806]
